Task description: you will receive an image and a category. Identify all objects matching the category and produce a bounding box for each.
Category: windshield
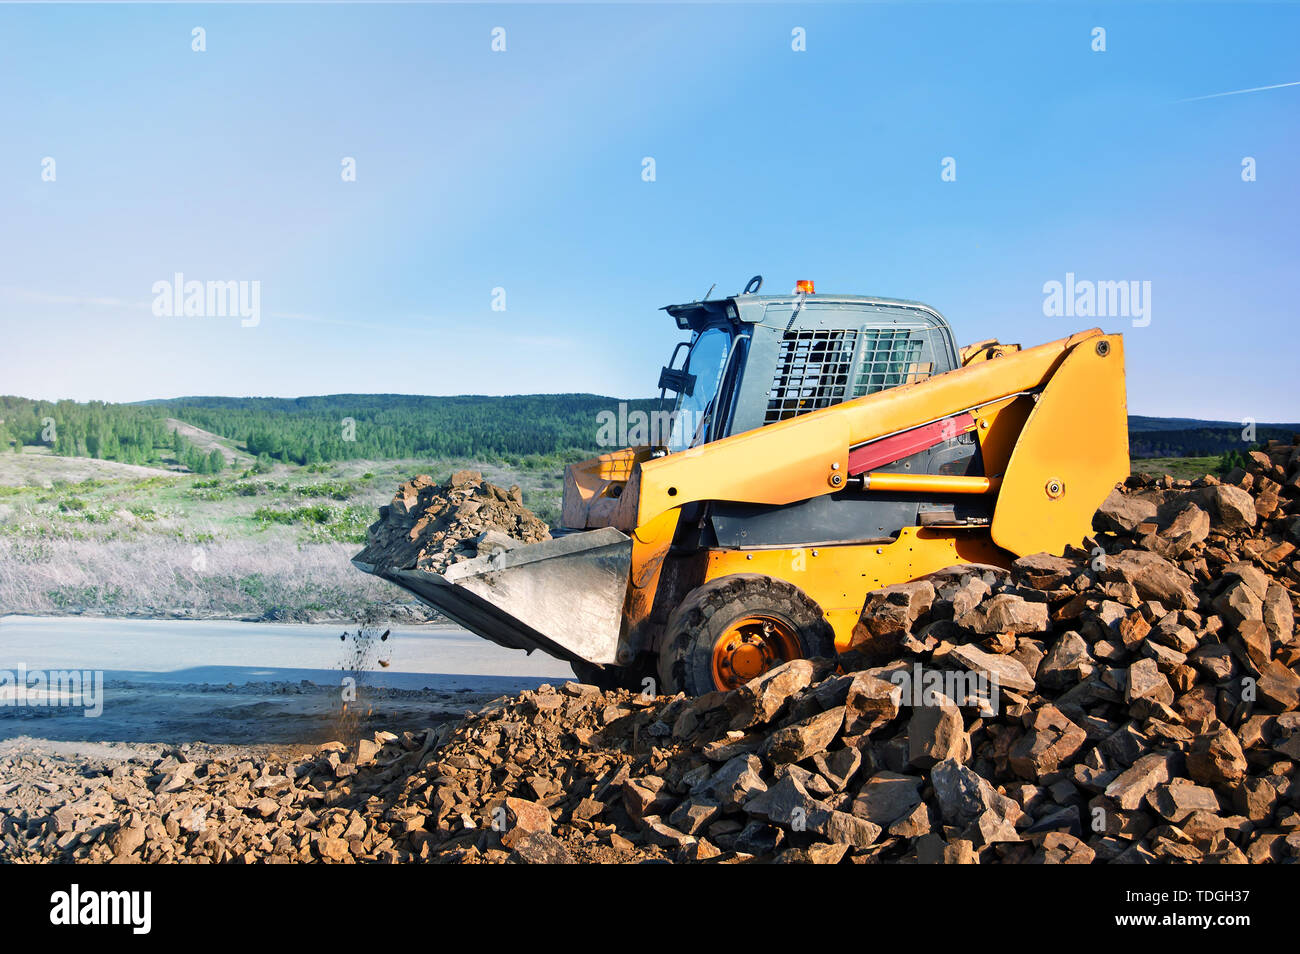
[667,326,731,451]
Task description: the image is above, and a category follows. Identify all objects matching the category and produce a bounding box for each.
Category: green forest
[161,394,662,464]
[1127,426,1298,459]
[0,394,661,469]
[0,397,226,473]
[1,393,1294,472]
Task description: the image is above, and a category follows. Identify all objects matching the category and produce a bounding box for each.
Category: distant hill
[2,393,1294,468]
[1,393,665,470]
[1127,416,1299,459]
[1128,415,1300,433]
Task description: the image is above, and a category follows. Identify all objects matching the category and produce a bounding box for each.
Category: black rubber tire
[656,573,835,696]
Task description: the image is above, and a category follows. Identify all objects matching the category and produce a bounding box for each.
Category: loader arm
[635,327,1125,536]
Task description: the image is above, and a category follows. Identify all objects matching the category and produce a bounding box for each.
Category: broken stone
[851,581,936,658]
[1126,658,1174,705]
[1095,489,1157,533]
[1037,632,1094,690]
[843,673,903,736]
[1104,751,1180,810]
[1106,550,1197,610]
[1031,831,1095,864]
[851,771,924,827]
[949,643,1036,693]
[1257,659,1300,712]
[1146,782,1219,822]
[1263,584,1295,646]
[727,660,814,727]
[957,593,1049,636]
[701,755,768,810]
[1194,484,1258,531]
[1214,580,1264,626]
[907,702,971,769]
[1143,504,1209,560]
[930,758,1018,829]
[915,834,978,864]
[1008,705,1087,780]
[810,810,881,848]
[356,472,551,573]
[508,830,575,864]
[761,708,844,766]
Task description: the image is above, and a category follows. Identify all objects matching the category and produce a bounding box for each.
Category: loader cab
[661,281,962,449]
[559,282,968,538]
[653,283,994,557]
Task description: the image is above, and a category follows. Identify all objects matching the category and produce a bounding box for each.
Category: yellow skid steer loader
[354,277,1128,694]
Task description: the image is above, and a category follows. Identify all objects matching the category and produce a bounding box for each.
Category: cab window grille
[851,331,932,397]
[764,329,859,423]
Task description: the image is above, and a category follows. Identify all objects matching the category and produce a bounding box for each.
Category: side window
[764,327,938,424]
[850,329,933,397]
[764,329,859,423]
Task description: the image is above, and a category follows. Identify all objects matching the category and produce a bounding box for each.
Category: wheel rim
[710,614,801,690]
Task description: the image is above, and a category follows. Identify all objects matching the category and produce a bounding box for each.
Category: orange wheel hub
[710,615,801,690]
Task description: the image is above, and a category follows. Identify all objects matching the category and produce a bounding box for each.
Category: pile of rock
[5,439,1297,864]
[839,435,1300,862]
[354,470,551,574]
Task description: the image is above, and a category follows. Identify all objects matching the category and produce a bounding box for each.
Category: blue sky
[0,1,1296,420]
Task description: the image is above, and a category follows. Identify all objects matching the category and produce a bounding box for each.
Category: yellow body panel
[703,529,1011,652]
[960,340,1022,364]
[991,334,1129,556]
[969,394,1035,476]
[624,508,681,639]
[562,446,654,531]
[637,412,852,522]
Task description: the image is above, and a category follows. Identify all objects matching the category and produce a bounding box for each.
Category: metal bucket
[352,527,632,665]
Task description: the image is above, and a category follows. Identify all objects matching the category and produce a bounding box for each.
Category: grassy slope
[164,418,254,467]
[0,455,560,622]
[0,447,176,486]
[1129,456,1222,481]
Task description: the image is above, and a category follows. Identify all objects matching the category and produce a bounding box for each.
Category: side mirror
[658,366,696,396]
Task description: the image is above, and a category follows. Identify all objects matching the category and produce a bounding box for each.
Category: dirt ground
[0,678,512,747]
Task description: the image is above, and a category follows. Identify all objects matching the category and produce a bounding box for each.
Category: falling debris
[333,625,394,743]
